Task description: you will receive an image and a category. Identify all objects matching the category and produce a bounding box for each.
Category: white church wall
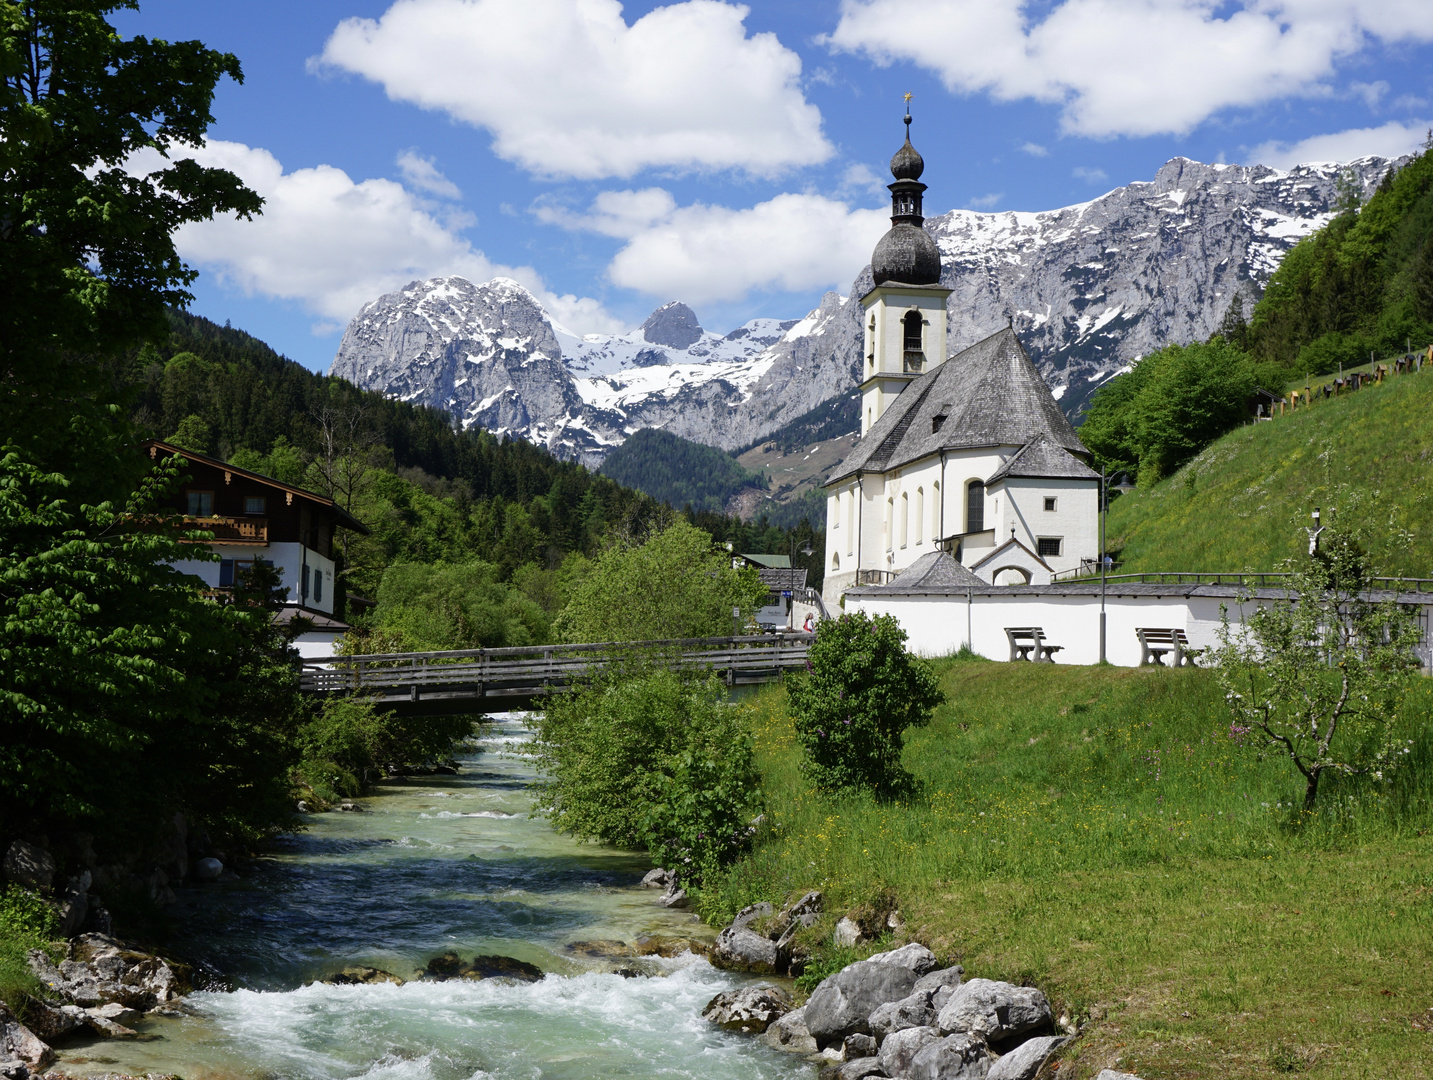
[992,477,1100,575]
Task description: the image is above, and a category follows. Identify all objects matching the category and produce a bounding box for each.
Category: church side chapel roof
[889,551,986,589]
[828,326,1088,483]
[986,432,1100,484]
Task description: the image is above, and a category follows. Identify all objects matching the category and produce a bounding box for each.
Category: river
[47,714,812,1080]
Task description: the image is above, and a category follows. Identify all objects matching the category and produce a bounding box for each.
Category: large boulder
[805,943,941,1048]
[909,1032,991,1079]
[870,988,940,1043]
[764,1005,818,1055]
[701,984,790,1034]
[325,966,405,986]
[712,925,779,974]
[0,1004,51,1071]
[913,965,964,994]
[877,1025,942,1077]
[2,842,55,892]
[29,935,189,1011]
[936,979,1052,1043]
[819,1059,888,1080]
[987,1035,1068,1080]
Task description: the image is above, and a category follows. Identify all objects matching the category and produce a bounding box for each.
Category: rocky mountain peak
[641,301,703,349]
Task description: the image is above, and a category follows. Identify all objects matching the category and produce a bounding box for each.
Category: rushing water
[48,715,811,1080]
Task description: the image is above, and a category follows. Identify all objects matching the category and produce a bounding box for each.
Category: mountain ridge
[332,154,1402,465]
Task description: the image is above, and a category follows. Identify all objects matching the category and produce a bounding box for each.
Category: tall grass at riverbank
[707,658,1433,1080]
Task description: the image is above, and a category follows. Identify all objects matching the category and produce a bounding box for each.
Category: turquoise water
[48,715,811,1080]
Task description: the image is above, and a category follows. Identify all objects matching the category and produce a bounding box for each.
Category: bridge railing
[299,632,816,698]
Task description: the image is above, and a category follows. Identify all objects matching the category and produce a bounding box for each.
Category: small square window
[186,490,214,517]
[1037,537,1063,558]
[1043,497,1057,512]
[244,496,266,515]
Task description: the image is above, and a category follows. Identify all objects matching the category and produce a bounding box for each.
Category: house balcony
[183,516,269,545]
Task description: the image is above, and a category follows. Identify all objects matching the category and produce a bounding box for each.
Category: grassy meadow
[708,658,1433,1080]
[1104,365,1433,578]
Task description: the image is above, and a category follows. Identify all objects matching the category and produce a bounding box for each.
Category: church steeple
[858,100,952,437]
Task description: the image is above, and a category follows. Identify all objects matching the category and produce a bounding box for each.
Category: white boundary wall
[846,588,1433,670]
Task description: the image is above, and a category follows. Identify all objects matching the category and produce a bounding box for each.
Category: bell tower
[859,106,952,436]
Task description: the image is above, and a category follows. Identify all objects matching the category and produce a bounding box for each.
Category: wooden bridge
[298,632,815,715]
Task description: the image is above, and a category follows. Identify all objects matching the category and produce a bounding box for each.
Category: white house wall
[171,541,336,615]
[991,478,1100,576]
[848,589,1433,670]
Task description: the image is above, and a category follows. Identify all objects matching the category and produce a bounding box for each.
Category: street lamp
[1100,470,1136,663]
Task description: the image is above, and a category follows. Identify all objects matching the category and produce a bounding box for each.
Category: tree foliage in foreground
[533,668,760,885]
[787,612,944,800]
[553,520,767,643]
[1213,520,1422,811]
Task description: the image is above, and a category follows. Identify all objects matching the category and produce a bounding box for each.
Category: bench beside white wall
[845,590,1433,670]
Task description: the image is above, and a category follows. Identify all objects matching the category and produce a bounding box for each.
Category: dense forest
[1080,142,1433,482]
[600,426,767,515]
[112,310,826,626]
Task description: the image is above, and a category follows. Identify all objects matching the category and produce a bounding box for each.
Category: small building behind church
[822,113,1101,609]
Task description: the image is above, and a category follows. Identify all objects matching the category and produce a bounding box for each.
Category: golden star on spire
[903,92,913,104]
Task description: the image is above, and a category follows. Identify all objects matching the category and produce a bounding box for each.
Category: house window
[219,559,234,588]
[301,564,311,599]
[931,414,946,433]
[244,496,266,515]
[314,571,323,604]
[966,481,984,533]
[186,490,214,517]
[1037,537,1063,558]
[1044,497,1057,512]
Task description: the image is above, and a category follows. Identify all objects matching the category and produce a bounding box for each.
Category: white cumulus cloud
[1249,119,1431,169]
[396,150,462,199]
[314,0,832,180]
[825,0,1433,138]
[124,140,625,336]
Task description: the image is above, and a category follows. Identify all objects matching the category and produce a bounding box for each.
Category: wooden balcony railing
[183,516,269,545]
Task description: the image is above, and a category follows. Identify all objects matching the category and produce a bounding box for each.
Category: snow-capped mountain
[331,155,1401,464]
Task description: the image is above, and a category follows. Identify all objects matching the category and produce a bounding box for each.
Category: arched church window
[846,489,855,553]
[831,551,840,571]
[915,487,924,543]
[885,497,893,550]
[900,492,909,548]
[967,480,985,533]
[902,311,924,372]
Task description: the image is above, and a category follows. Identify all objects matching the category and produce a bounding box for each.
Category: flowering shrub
[786,612,944,799]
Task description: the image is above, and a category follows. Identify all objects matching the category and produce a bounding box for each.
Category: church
[822,113,1101,609]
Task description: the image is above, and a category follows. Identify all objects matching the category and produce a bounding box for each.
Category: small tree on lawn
[1212,522,1422,812]
[787,612,944,800]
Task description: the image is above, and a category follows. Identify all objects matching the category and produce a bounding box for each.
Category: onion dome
[870,111,941,286]
[890,115,924,180]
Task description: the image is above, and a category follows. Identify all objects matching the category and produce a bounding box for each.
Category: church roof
[828,327,1088,484]
[986,433,1100,484]
[889,551,985,589]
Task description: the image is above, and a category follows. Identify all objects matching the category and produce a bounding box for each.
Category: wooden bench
[1005,627,1063,663]
[1135,627,1205,667]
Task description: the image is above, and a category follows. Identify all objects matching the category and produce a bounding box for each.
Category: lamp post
[1100,471,1135,663]
[788,533,815,629]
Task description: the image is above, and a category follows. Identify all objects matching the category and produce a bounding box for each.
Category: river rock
[869,988,940,1043]
[459,955,543,983]
[1095,1072,1144,1080]
[843,1033,877,1058]
[711,925,779,974]
[659,886,689,909]
[833,916,866,948]
[565,940,635,960]
[819,1058,888,1080]
[194,858,224,881]
[913,966,964,994]
[877,1025,941,1077]
[909,1032,991,1079]
[731,901,775,930]
[0,1004,51,1071]
[633,935,709,959]
[29,936,189,1011]
[987,1035,1068,1080]
[764,1005,818,1055]
[870,944,939,976]
[81,1003,138,1039]
[326,966,405,985]
[701,983,790,1033]
[21,1002,83,1042]
[2,842,55,892]
[936,979,1052,1043]
[640,868,673,889]
[424,952,463,978]
[805,954,924,1048]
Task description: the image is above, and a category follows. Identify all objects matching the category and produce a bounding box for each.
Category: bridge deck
[300,632,815,715]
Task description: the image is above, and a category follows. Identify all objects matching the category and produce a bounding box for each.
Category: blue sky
[115,0,1433,372]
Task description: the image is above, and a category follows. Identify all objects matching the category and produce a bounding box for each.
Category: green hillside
[599,426,766,514]
[1105,364,1433,577]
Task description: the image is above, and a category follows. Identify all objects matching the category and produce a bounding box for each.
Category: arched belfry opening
[902,311,924,372]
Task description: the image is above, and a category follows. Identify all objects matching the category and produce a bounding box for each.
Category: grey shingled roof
[757,567,808,592]
[889,551,986,589]
[986,433,1100,484]
[829,327,1087,484]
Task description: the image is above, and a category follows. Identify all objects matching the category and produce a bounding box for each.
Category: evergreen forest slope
[1105,366,1433,577]
[599,427,767,515]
